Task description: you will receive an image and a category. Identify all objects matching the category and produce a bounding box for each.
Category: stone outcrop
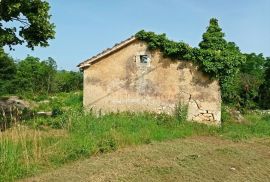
[0,96,30,111]
[0,96,32,130]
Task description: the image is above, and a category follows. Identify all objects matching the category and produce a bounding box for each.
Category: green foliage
[238,53,267,108]
[155,113,176,127]
[195,19,246,103]
[51,106,63,118]
[220,53,270,109]
[199,18,227,51]
[174,103,188,123]
[135,30,194,61]
[97,137,118,153]
[0,139,38,181]
[136,18,246,104]
[259,57,270,108]
[0,0,55,49]
[1,93,270,181]
[0,54,82,95]
[14,56,57,94]
[54,70,83,92]
[221,106,233,123]
[136,19,270,109]
[220,113,270,141]
[0,49,17,95]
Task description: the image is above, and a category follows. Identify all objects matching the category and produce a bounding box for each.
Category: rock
[0,96,32,131]
[38,100,50,104]
[254,110,270,115]
[36,111,52,117]
[230,109,246,123]
[0,96,30,110]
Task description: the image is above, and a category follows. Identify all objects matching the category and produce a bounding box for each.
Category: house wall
[83,40,221,125]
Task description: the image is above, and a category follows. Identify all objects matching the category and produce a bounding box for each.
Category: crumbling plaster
[83,40,221,125]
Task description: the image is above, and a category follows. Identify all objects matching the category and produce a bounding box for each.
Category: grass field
[22,136,270,182]
[1,92,270,181]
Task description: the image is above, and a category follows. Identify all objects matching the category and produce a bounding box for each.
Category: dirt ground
[21,136,270,182]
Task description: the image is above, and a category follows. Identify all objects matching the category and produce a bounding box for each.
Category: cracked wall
[83,40,221,125]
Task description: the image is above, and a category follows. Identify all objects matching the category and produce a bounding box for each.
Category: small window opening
[140,55,149,64]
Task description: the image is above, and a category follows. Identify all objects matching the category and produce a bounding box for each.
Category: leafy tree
[199,18,227,51]
[1,53,82,95]
[0,48,16,94]
[198,18,246,104]
[239,53,266,108]
[15,56,42,93]
[15,56,57,94]
[54,70,83,92]
[260,57,270,108]
[0,0,55,49]
[42,57,57,93]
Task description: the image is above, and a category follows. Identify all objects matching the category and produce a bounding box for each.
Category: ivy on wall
[135,18,246,103]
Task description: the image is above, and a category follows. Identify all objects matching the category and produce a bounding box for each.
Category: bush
[175,103,188,122]
[51,107,63,117]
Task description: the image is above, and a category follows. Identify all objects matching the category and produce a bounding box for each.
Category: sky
[4,0,270,71]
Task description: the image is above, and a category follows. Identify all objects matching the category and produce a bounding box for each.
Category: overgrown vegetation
[0,92,270,181]
[0,53,82,95]
[0,53,82,130]
[136,18,270,109]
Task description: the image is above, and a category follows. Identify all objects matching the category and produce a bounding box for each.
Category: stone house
[78,36,221,125]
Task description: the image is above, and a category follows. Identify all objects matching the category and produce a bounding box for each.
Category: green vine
[135,18,246,102]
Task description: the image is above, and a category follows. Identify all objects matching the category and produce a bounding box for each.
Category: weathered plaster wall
[83,40,221,125]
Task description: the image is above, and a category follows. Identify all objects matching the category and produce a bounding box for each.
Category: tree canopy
[0,48,16,93]
[0,54,82,95]
[197,18,246,103]
[199,18,227,51]
[0,0,55,50]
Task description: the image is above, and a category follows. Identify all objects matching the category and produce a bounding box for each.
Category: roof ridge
[78,35,137,69]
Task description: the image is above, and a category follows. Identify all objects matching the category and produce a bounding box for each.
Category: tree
[239,53,266,108]
[41,57,57,93]
[0,48,16,94]
[0,0,55,50]
[260,57,270,109]
[198,18,246,104]
[15,56,57,94]
[199,18,227,51]
[54,70,83,92]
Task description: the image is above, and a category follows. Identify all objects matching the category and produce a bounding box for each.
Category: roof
[78,36,137,69]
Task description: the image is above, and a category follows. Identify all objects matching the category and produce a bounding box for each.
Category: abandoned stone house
[78,36,221,125]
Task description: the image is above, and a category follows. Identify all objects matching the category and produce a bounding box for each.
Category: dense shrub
[0,49,17,95]
[53,70,83,92]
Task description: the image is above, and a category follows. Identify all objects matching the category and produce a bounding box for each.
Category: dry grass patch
[22,136,270,182]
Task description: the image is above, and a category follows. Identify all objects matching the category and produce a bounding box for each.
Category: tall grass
[0,92,270,181]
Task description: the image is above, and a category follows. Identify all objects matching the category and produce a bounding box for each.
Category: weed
[1,93,270,181]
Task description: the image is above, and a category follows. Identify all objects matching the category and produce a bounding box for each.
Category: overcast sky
[4,0,270,70]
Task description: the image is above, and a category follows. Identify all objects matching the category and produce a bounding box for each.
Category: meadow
[0,92,270,181]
